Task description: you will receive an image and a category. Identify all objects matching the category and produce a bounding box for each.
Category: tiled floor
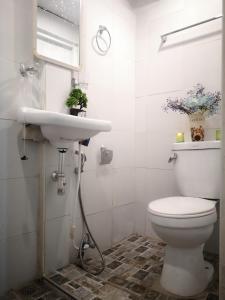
[7,235,219,300]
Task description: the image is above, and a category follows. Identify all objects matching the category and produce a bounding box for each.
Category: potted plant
[163,84,221,141]
[66,88,88,116]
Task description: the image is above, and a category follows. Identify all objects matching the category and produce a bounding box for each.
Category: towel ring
[94,25,111,56]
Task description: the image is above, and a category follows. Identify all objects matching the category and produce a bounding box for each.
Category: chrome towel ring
[93,25,111,56]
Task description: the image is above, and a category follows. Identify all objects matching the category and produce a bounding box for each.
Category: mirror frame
[32,0,81,70]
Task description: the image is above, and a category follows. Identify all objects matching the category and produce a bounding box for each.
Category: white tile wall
[0,0,33,65]
[45,64,71,114]
[134,0,222,241]
[0,0,41,295]
[45,216,71,273]
[86,210,113,250]
[80,170,113,215]
[146,130,175,170]
[0,177,39,240]
[1,0,222,295]
[0,233,37,295]
[111,131,134,169]
[43,0,136,279]
[0,59,21,120]
[145,169,178,201]
[0,120,39,180]
[135,132,147,168]
[112,168,135,207]
[134,201,146,236]
[112,203,135,244]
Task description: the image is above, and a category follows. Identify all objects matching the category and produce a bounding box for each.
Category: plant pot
[70,108,85,116]
[189,112,205,142]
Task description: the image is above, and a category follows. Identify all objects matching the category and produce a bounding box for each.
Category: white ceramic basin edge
[17,107,112,148]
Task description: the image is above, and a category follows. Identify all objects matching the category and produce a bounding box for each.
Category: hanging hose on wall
[73,143,105,275]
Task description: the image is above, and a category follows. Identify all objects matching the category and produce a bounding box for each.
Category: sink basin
[17,107,112,148]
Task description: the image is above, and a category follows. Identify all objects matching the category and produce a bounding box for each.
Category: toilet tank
[172,141,221,199]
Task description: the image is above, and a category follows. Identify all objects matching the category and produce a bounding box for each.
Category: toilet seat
[148,197,217,229]
[148,196,216,219]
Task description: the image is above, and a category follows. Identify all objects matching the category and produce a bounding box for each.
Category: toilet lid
[148,197,216,217]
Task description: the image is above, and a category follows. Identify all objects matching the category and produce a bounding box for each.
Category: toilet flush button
[100,146,113,165]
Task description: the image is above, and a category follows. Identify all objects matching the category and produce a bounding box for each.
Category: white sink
[17,107,112,148]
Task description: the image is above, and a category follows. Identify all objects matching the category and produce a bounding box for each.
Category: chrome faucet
[20,63,40,77]
[168,153,178,163]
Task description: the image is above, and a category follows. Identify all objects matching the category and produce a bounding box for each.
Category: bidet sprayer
[75,150,86,173]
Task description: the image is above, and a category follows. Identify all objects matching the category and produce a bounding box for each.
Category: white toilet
[148,141,221,297]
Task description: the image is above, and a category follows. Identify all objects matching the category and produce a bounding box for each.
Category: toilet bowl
[147,141,221,297]
[148,196,217,296]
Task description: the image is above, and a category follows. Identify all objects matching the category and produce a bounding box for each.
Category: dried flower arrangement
[163,84,221,142]
[163,84,221,117]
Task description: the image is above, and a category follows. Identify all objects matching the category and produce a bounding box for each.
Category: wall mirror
[34,0,81,70]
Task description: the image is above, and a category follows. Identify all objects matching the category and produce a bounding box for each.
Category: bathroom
[0,0,224,299]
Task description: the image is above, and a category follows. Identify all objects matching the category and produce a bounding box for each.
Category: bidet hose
[78,185,105,275]
[74,144,105,275]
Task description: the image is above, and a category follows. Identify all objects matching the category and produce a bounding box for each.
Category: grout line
[0,175,40,181]
[82,166,135,173]
[83,203,135,218]
[135,167,173,171]
[46,215,72,222]
[0,230,38,243]
[0,117,17,122]
[135,89,185,100]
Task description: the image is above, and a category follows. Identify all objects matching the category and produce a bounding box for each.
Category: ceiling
[129,0,159,8]
[38,0,80,25]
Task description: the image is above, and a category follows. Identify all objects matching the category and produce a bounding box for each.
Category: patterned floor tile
[8,234,219,300]
[141,290,161,300]
[0,291,18,300]
[37,290,68,300]
[132,270,149,281]
[50,274,70,286]
[106,260,123,270]
[15,279,53,299]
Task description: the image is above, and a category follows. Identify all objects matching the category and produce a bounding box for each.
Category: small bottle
[176,132,184,143]
[215,129,221,141]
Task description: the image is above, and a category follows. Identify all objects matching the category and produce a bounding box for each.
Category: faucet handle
[168,153,177,163]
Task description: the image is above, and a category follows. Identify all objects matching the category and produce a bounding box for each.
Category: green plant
[65,88,88,110]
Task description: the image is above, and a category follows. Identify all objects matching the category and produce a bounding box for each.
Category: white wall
[220,1,225,297]
[0,0,222,295]
[0,0,42,295]
[134,0,222,238]
[0,0,135,293]
[43,0,136,273]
